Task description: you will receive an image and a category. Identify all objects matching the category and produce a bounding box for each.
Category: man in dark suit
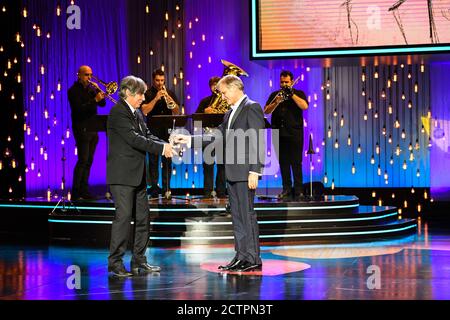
[107,75,174,277]
[68,65,106,200]
[174,75,266,272]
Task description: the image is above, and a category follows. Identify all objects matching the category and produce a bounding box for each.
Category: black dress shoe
[277,189,292,201]
[80,193,96,200]
[294,194,307,202]
[218,257,241,271]
[228,260,262,272]
[131,262,161,275]
[108,265,133,277]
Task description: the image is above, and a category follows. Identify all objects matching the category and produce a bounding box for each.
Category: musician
[264,70,308,201]
[68,65,106,200]
[195,76,226,198]
[141,68,180,198]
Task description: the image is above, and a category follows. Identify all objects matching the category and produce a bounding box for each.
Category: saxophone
[208,59,249,114]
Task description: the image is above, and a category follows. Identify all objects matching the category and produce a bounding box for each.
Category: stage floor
[1,220,449,301]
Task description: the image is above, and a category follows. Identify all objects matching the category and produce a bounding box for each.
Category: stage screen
[251,0,450,58]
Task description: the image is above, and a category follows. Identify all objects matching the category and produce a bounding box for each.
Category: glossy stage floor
[1,219,450,301]
[0,195,449,305]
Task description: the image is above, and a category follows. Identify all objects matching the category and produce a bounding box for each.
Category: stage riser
[149,219,416,237]
[148,229,417,246]
[150,217,400,231]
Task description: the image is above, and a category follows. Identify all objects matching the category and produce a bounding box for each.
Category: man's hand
[204,106,214,114]
[248,172,259,190]
[163,143,174,158]
[171,134,191,145]
[95,91,105,102]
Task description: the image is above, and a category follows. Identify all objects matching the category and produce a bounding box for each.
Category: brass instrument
[208,59,249,114]
[268,75,301,106]
[88,75,118,104]
[162,85,177,110]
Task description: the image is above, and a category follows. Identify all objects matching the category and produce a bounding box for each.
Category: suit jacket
[107,99,166,186]
[198,96,266,182]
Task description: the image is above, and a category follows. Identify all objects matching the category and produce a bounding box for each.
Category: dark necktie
[133,112,142,133]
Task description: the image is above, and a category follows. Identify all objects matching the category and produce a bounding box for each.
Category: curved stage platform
[43,195,417,246]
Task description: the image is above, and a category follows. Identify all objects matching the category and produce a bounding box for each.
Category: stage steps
[45,195,417,246]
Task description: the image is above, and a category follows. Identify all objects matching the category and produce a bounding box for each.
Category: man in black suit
[68,65,106,200]
[195,76,226,198]
[174,75,266,272]
[264,70,308,201]
[141,68,180,198]
[107,75,174,277]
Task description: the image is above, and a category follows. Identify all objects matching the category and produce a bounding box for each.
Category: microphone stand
[51,146,80,214]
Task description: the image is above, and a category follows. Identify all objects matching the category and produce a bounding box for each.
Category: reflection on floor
[0,221,449,300]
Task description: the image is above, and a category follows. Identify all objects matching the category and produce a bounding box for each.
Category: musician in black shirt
[141,69,179,198]
[68,65,106,200]
[195,76,226,198]
[264,70,308,201]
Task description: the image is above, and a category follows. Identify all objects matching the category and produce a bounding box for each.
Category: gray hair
[119,76,147,99]
[217,75,244,91]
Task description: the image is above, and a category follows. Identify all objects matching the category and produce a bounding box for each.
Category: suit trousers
[227,181,261,265]
[108,177,150,268]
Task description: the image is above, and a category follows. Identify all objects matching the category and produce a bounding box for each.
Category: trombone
[88,75,118,104]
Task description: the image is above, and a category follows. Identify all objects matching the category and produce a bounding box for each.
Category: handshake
[162,133,191,158]
[169,133,191,146]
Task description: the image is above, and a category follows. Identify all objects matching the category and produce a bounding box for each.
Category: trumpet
[268,75,301,106]
[161,85,177,110]
[88,75,118,104]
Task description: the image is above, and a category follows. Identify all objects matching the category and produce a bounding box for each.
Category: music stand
[147,115,189,200]
[306,134,316,201]
[95,115,112,200]
[191,113,226,200]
